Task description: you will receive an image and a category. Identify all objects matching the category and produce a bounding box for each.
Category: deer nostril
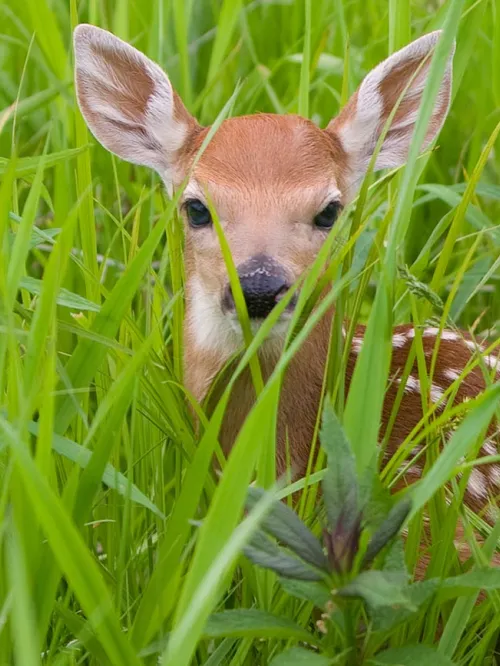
[274,284,296,307]
[222,284,235,313]
[221,255,296,320]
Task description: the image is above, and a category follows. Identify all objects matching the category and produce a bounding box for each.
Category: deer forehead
[179,114,347,214]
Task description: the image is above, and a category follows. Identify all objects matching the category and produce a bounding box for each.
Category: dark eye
[314,201,343,229]
[185,199,211,228]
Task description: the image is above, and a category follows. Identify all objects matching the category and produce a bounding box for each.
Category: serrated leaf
[363,497,412,566]
[320,403,359,531]
[244,530,323,581]
[382,536,408,576]
[279,577,331,608]
[140,610,316,658]
[19,276,100,312]
[368,645,455,665]
[270,647,333,666]
[372,579,439,631]
[246,487,328,571]
[441,568,500,592]
[338,571,415,611]
[203,609,314,643]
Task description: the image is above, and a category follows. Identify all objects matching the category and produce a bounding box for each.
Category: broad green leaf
[270,647,333,666]
[320,403,359,531]
[244,532,324,581]
[369,645,455,665]
[442,568,500,593]
[203,609,314,642]
[338,571,415,611]
[279,577,332,608]
[141,611,315,657]
[363,498,412,566]
[372,579,439,631]
[246,487,328,570]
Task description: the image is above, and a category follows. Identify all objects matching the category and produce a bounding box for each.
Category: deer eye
[185,199,211,228]
[314,201,343,229]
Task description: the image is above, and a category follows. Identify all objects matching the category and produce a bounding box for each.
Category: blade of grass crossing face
[209,204,264,394]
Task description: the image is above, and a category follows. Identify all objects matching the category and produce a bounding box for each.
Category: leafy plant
[243,404,500,664]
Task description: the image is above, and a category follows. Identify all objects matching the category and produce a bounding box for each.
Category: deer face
[73,25,453,356]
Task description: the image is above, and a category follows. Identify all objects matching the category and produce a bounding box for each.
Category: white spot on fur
[443,368,460,382]
[352,337,363,353]
[392,333,407,348]
[467,468,488,499]
[484,354,500,372]
[421,327,460,341]
[430,384,445,403]
[487,465,500,488]
[403,376,420,393]
[483,439,497,456]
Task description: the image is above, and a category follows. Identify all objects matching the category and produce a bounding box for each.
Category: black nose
[222,255,296,319]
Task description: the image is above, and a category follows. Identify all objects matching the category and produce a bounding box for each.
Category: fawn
[73,25,500,544]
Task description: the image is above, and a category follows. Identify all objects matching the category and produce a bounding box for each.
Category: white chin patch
[187,278,290,356]
[227,314,291,340]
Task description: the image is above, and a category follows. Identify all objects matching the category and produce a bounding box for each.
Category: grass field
[1,0,500,664]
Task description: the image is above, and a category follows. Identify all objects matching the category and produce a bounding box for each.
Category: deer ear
[327,31,454,195]
[73,24,198,185]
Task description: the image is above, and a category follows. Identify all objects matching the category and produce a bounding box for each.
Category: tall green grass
[0,0,500,664]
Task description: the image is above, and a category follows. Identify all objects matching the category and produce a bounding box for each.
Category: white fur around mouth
[188,277,292,355]
[226,312,292,338]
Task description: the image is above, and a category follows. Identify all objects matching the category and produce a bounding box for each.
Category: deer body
[73,26,499,530]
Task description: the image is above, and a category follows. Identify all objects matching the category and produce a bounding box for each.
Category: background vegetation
[0,0,500,664]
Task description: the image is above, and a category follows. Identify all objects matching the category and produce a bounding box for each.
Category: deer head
[73,25,454,361]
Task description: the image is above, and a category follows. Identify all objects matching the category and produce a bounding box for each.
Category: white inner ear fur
[334,31,454,191]
[74,25,192,190]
